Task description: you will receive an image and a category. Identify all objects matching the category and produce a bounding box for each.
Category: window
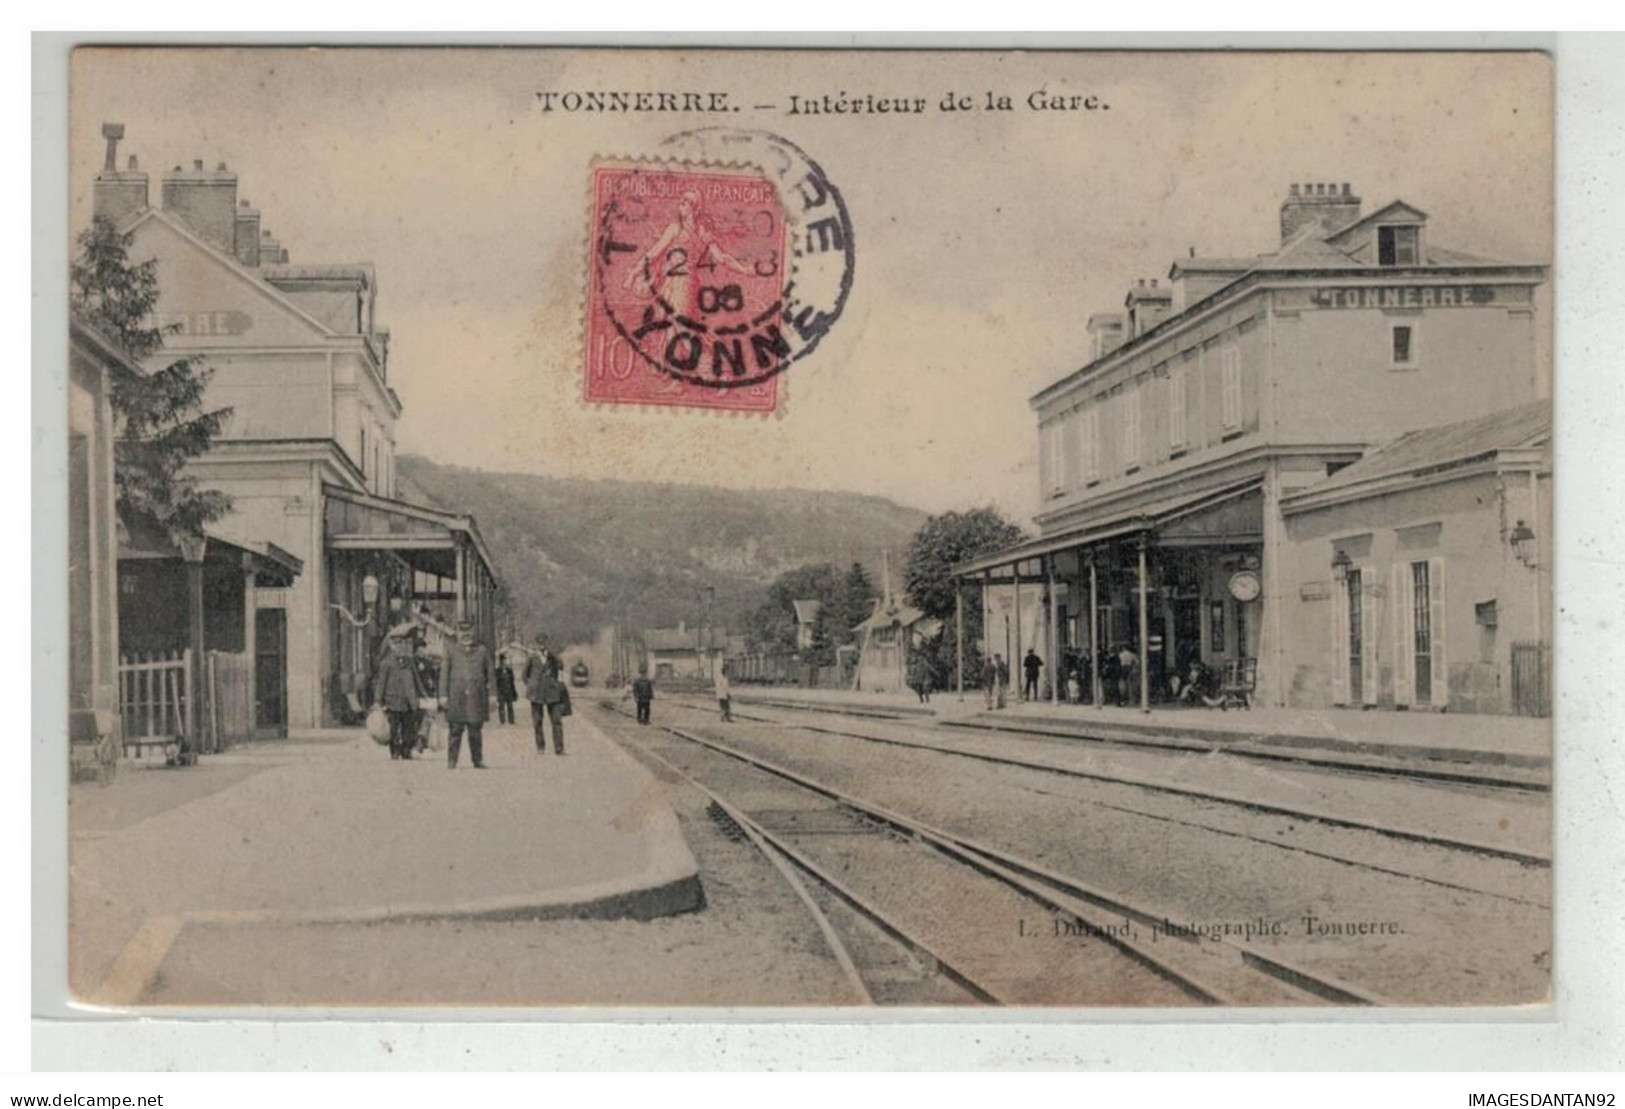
[360,426,367,476]
[1079,407,1100,484]
[1122,388,1141,471]
[1220,347,1243,432]
[1378,225,1420,266]
[1411,561,1433,702]
[1391,324,1418,368]
[1042,421,1064,496]
[1168,371,1188,452]
[1061,414,1080,488]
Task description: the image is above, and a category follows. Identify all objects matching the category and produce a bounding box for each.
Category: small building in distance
[791,599,822,651]
[642,621,728,681]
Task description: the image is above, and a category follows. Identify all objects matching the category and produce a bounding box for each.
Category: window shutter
[1061,414,1079,488]
[1124,389,1141,466]
[1429,557,1448,708]
[1361,565,1378,705]
[1221,349,1242,431]
[1169,373,1187,450]
[1331,580,1349,706]
[1392,563,1413,707]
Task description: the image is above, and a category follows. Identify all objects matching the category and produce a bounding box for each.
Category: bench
[1215,658,1257,711]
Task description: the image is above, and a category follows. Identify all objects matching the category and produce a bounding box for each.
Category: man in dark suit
[373,628,426,761]
[523,634,568,755]
[439,619,496,769]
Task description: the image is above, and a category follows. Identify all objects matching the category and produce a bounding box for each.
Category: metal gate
[1511,641,1551,717]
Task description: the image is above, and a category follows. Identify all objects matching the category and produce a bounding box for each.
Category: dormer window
[1378,225,1420,266]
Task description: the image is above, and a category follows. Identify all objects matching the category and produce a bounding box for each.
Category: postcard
[61,46,1552,1009]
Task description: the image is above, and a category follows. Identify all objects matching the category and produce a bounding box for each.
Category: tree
[806,603,837,667]
[71,215,232,538]
[903,507,1026,683]
[833,561,877,645]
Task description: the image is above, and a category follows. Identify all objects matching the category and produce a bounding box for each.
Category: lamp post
[177,532,208,759]
[1509,519,1541,640]
[1509,520,1537,569]
[1331,548,1353,583]
[703,585,716,679]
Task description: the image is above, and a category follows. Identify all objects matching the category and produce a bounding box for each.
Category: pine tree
[836,561,876,644]
[71,216,233,538]
[807,603,836,666]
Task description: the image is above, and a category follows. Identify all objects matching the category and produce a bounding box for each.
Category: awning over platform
[117,518,304,586]
[322,484,498,587]
[954,477,1264,578]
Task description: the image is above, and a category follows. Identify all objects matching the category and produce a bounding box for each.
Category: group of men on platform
[371,621,571,768]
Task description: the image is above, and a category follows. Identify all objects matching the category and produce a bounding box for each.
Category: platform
[727,686,1551,785]
[68,712,701,1005]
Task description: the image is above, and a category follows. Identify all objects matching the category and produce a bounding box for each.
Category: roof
[791,599,822,625]
[261,263,375,288]
[643,627,729,652]
[1169,256,1255,275]
[955,477,1264,576]
[855,598,929,631]
[118,207,341,340]
[116,516,304,583]
[1285,401,1550,508]
[323,483,499,587]
[69,314,147,377]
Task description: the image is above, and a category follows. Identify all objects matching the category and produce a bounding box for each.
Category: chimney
[92,123,149,224]
[233,199,261,267]
[1124,279,1174,339]
[1279,180,1361,243]
[161,158,239,253]
[259,228,282,267]
[1086,313,1126,360]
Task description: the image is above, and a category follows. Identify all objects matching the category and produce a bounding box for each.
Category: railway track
[729,694,1549,793]
[598,700,1382,1007]
[668,696,1552,879]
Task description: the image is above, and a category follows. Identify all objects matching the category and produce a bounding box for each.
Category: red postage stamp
[585,161,790,413]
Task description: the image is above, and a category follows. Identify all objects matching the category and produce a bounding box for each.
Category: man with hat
[373,625,427,761]
[439,619,496,770]
[523,633,569,756]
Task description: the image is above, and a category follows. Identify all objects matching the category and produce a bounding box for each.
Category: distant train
[569,660,591,688]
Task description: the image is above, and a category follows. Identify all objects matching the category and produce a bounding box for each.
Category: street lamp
[1509,520,1538,569]
[332,570,382,627]
[1330,548,1353,583]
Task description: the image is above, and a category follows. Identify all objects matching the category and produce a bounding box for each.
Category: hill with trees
[396,456,930,650]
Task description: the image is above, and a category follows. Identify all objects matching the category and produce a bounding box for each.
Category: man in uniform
[523,634,569,756]
[439,619,496,769]
[373,627,426,761]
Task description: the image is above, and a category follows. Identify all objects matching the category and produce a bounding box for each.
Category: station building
[93,128,499,730]
[956,181,1549,713]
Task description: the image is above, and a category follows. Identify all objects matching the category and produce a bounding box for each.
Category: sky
[69,48,1552,519]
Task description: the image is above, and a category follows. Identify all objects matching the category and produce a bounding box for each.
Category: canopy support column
[1089,555,1102,710]
[1046,554,1059,704]
[1013,562,1022,701]
[1138,537,1150,714]
[954,583,964,698]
